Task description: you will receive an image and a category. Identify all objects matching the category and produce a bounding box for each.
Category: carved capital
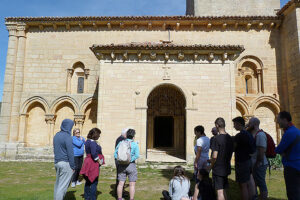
[6,22,17,36]
[74,115,85,125]
[84,69,90,78]
[45,114,56,124]
[67,69,74,77]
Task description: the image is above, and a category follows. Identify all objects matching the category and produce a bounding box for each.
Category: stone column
[66,69,74,92]
[45,114,56,146]
[9,23,27,142]
[84,69,90,93]
[0,22,19,142]
[74,115,85,131]
[257,69,262,93]
[18,113,28,144]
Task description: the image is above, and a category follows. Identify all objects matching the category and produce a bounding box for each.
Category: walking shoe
[76,181,83,186]
[71,182,76,188]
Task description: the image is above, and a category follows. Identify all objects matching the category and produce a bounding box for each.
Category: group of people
[163,111,300,200]
[52,119,140,200]
[51,110,300,200]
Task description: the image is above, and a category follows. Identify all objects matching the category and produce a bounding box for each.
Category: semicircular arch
[21,96,50,114]
[250,96,280,115]
[80,97,97,113]
[138,82,193,109]
[237,55,264,71]
[236,97,250,116]
[51,96,79,114]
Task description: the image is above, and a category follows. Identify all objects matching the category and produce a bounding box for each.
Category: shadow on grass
[157,168,286,200]
[109,183,130,200]
[65,190,102,200]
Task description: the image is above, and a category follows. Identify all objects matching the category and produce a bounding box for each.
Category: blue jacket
[53,119,75,169]
[275,125,300,171]
[114,139,139,162]
[73,136,85,157]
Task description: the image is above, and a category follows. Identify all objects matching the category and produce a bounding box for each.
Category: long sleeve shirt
[114,139,140,162]
[85,139,102,161]
[72,136,85,156]
[275,125,300,171]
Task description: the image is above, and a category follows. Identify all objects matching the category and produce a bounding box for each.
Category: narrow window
[77,77,84,93]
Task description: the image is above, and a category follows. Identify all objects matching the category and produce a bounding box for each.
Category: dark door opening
[154,116,174,147]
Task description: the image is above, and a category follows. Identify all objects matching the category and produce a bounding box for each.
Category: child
[192,169,216,200]
[162,166,190,200]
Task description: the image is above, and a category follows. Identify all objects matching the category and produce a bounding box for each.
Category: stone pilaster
[9,23,27,142]
[0,22,19,142]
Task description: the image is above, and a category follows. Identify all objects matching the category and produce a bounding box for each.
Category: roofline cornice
[90,43,245,62]
[5,15,282,31]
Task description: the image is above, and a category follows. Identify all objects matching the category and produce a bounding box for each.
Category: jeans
[284,166,300,200]
[84,176,98,200]
[54,161,74,200]
[72,156,83,183]
[253,164,268,193]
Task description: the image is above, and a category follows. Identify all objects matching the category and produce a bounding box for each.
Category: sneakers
[71,182,76,188]
[76,181,83,186]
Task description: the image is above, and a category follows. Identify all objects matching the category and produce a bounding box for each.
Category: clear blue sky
[0,0,290,102]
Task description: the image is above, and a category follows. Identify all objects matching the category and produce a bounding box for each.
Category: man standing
[53,119,75,200]
[232,117,256,200]
[247,117,268,200]
[276,111,300,200]
[114,128,128,193]
[210,117,234,200]
[210,127,218,154]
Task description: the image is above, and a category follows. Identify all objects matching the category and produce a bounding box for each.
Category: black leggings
[72,156,83,182]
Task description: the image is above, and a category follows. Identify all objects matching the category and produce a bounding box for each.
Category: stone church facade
[0,0,300,164]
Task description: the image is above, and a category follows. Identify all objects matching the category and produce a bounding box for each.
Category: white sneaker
[71,182,76,188]
[76,181,83,186]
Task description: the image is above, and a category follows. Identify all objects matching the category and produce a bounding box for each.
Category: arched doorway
[146,84,186,160]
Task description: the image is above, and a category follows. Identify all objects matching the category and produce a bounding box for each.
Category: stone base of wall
[0,143,54,162]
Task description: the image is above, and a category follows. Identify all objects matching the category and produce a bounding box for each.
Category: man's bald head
[211,127,218,136]
[248,117,260,130]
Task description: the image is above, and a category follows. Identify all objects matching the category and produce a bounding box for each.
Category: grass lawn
[0,162,287,200]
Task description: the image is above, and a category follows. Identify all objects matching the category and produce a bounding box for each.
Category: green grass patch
[0,162,286,200]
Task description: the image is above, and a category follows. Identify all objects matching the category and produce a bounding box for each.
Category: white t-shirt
[251,131,268,166]
[195,136,210,159]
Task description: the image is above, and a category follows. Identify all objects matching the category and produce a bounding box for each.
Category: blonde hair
[73,128,80,136]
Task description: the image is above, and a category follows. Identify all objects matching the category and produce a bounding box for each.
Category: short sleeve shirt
[211,133,234,176]
[196,136,210,159]
[234,130,254,163]
[251,131,268,166]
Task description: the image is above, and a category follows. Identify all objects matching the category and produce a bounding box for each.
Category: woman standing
[71,128,85,188]
[162,166,190,200]
[194,126,210,177]
[80,128,104,200]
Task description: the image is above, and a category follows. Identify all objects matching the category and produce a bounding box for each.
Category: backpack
[117,140,132,164]
[256,130,276,158]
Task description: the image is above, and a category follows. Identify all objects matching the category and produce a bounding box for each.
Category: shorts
[236,159,252,183]
[212,174,229,190]
[117,163,138,182]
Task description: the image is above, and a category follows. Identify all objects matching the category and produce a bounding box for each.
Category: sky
[0,0,291,102]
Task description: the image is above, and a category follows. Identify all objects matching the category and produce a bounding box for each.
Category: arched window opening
[67,62,89,94]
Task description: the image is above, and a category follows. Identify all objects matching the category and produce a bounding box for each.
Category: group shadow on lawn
[64,168,285,200]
